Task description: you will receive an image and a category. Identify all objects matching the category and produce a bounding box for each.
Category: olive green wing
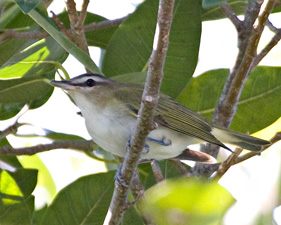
[113,84,227,149]
[156,93,228,148]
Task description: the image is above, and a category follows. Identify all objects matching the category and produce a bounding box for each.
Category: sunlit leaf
[140,178,234,225]
[177,66,281,133]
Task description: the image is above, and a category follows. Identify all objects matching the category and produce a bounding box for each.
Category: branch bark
[191,0,278,177]
[0,140,94,155]
[0,16,124,44]
[106,0,175,224]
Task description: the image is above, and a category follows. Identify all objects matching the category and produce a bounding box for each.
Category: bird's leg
[147,136,172,146]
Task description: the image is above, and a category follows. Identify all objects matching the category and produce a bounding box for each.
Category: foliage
[0,0,280,224]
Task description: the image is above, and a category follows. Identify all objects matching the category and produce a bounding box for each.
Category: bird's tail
[211,127,271,151]
[212,127,271,151]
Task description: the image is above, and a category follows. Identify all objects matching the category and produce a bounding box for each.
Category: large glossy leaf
[102,0,201,98]
[177,66,281,133]
[0,76,51,104]
[40,171,115,225]
[140,178,234,225]
[0,37,67,119]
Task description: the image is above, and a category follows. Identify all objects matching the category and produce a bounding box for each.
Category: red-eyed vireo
[51,74,270,163]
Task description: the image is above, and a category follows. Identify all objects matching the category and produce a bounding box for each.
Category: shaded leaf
[202,1,247,21]
[177,66,281,133]
[122,207,144,225]
[0,194,34,225]
[40,171,115,225]
[19,155,56,204]
[7,168,38,198]
[0,76,51,104]
[139,160,188,190]
[140,178,234,225]
[102,0,201,98]
[14,0,41,14]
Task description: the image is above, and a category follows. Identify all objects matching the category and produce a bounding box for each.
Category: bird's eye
[86,79,96,87]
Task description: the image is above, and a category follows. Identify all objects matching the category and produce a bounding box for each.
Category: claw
[147,136,172,146]
[115,163,129,188]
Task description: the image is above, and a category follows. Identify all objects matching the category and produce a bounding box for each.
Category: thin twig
[212,148,243,179]
[0,140,94,155]
[106,0,175,224]
[150,160,164,182]
[266,19,279,33]
[76,0,89,29]
[251,28,281,69]
[220,3,241,30]
[51,11,74,42]
[0,17,124,44]
[84,17,125,31]
[0,122,23,140]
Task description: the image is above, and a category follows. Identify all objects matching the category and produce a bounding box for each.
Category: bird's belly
[142,127,199,160]
[84,113,134,157]
[83,111,200,160]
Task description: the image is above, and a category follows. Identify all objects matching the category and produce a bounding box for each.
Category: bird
[51,73,271,163]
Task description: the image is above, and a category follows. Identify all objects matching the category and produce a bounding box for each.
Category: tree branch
[106,0,175,224]
[220,3,241,30]
[192,1,277,177]
[0,16,124,44]
[150,160,164,182]
[0,140,94,155]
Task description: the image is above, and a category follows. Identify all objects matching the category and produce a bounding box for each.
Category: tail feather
[211,127,271,151]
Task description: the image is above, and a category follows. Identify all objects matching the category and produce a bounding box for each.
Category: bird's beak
[51,80,76,91]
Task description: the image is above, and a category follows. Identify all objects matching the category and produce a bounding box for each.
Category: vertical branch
[66,0,91,72]
[106,0,175,224]
[191,0,277,176]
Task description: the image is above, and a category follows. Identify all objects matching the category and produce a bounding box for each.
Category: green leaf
[122,207,144,225]
[202,1,247,21]
[0,37,67,79]
[140,178,234,225]
[102,0,201,98]
[42,129,86,141]
[202,0,227,8]
[14,0,41,14]
[28,8,101,73]
[139,160,188,190]
[0,194,34,225]
[112,72,147,84]
[177,66,281,134]
[0,76,51,104]
[7,168,38,198]
[18,155,56,203]
[40,171,115,225]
